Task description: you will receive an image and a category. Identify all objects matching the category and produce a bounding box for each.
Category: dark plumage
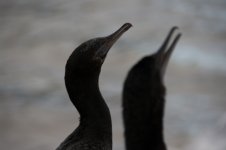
[57,23,132,150]
[122,27,181,150]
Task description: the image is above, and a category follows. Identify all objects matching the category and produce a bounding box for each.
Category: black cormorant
[57,23,132,150]
[122,27,181,150]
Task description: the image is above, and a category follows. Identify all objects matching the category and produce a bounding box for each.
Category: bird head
[66,23,132,75]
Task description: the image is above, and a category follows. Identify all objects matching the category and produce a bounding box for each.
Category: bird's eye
[92,56,104,64]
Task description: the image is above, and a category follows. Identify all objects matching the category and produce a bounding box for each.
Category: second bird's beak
[156,26,181,77]
[95,23,132,59]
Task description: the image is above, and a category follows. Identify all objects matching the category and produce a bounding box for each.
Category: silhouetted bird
[122,27,181,150]
[57,23,132,150]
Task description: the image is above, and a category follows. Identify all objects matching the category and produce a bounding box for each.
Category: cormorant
[122,27,181,150]
[57,23,132,150]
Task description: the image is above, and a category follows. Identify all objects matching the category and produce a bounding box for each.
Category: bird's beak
[155,26,182,77]
[95,23,132,59]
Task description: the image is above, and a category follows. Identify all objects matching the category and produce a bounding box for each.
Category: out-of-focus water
[0,0,226,150]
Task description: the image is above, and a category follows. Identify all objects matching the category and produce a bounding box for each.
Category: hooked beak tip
[105,23,132,46]
[108,23,132,40]
[172,26,179,30]
[122,23,133,30]
[94,23,132,60]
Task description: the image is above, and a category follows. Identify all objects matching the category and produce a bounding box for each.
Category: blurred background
[0,0,226,150]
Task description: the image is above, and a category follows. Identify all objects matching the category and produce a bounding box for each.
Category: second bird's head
[134,27,181,81]
[124,27,181,98]
[65,23,132,76]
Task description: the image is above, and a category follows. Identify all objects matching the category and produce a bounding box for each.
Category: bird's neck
[146,83,167,150]
[65,70,112,141]
[147,96,166,150]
